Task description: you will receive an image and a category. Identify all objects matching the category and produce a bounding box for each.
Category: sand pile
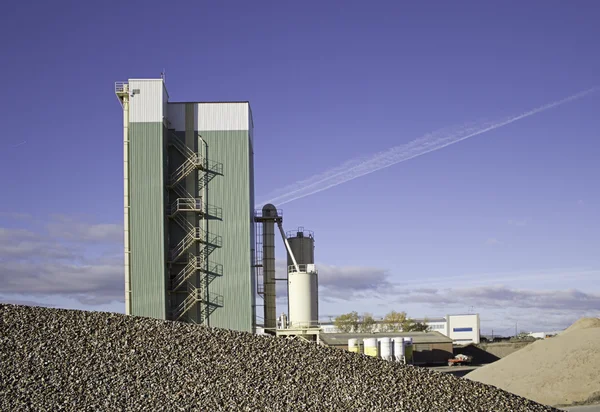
[563,317,600,334]
[467,318,600,407]
[0,304,557,411]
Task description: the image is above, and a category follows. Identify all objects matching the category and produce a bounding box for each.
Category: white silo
[379,337,393,361]
[288,263,319,328]
[393,338,405,363]
[348,338,359,354]
[286,228,319,329]
[364,338,378,357]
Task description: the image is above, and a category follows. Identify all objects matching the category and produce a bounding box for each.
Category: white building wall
[320,324,338,333]
[426,321,446,332]
[446,314,480,344]
[196,102,250,131]
[128,79,166,123]
[527,330,562,339]
[166,102,250,132]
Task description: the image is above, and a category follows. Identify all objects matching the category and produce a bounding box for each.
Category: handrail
[287,263,318,273]
[195,228,222,247]
[169,134,197,160]
[115,82,128,93]
[168,198,222,219]
[254,209,283,218]
[169,198,202,215]
[282,321,321,329]
[171,183,194,200]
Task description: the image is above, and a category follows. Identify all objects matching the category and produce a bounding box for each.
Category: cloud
[485,238,501,245]
[0,228,78,259]
[46,215,122,243]
[508,218,529,227]
[397,285,600,312]
[0,212,32,220]
[0,299,56,308]
[318,264,392,301]
[269,260,392,304]
[3,214,599,333]
[0,218,123,306]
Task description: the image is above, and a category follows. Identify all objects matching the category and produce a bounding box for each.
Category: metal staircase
[168,214,222,266]
[173,281,224,322]
[167,132,224,325]
[172,253,223,292]
[167,133,223,188]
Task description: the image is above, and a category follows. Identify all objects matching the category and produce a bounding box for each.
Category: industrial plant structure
[115,77,321,339]
[115,78,256,332]
[254,206,321,341]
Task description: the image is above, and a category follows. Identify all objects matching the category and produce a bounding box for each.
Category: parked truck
[447,354,473,367]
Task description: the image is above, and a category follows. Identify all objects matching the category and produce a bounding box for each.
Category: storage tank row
[348,337,414,363]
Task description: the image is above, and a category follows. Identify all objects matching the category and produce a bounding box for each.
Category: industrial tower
[115,78,256,332]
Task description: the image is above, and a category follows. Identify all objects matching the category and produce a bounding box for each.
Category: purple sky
[1,0,599,335]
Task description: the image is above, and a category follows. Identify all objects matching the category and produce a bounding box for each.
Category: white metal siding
[129,79,165,123]
[167,103,185,130]
[196,103,249,131]
[162,83,169,123]
[248,105,254,146]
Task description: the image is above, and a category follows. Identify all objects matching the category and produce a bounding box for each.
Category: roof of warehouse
[320,331,453,346]
[412,318,446,323]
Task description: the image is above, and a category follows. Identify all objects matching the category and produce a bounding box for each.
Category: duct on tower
[257,204,280,334]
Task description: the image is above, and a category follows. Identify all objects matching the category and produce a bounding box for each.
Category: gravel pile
[1,304,557,411]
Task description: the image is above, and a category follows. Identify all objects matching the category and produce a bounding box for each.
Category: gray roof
[412,318,446,323]
[320,331,452,346]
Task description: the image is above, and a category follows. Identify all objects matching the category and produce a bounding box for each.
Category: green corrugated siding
[129,122,167,319]
[201,130,254,332]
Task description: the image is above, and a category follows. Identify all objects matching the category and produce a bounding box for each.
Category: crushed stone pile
[1,304,557,411]
[467,317,600,407]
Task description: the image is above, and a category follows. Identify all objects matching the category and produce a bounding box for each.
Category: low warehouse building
[320,331,453,365]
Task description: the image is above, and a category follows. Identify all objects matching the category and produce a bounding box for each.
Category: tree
[382,310,407,332]
[404,319,430,332]
[359,313,376,333]
[402,316,430,332]
[334,311,359,333]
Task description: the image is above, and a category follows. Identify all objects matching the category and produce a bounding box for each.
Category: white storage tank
[364,338,378,357]
[393,338,405,362]
[378,337,393,361]
[288,265,318,328]
[348,338,359,354]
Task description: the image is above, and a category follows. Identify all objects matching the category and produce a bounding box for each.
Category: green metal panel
[248,138,256,333]
[201,130,254,332]
[129,122,167,319]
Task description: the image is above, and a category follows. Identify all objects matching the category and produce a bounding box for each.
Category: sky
[0,0,599,336]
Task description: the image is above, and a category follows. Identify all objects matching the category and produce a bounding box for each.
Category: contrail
[259,87,598,206]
